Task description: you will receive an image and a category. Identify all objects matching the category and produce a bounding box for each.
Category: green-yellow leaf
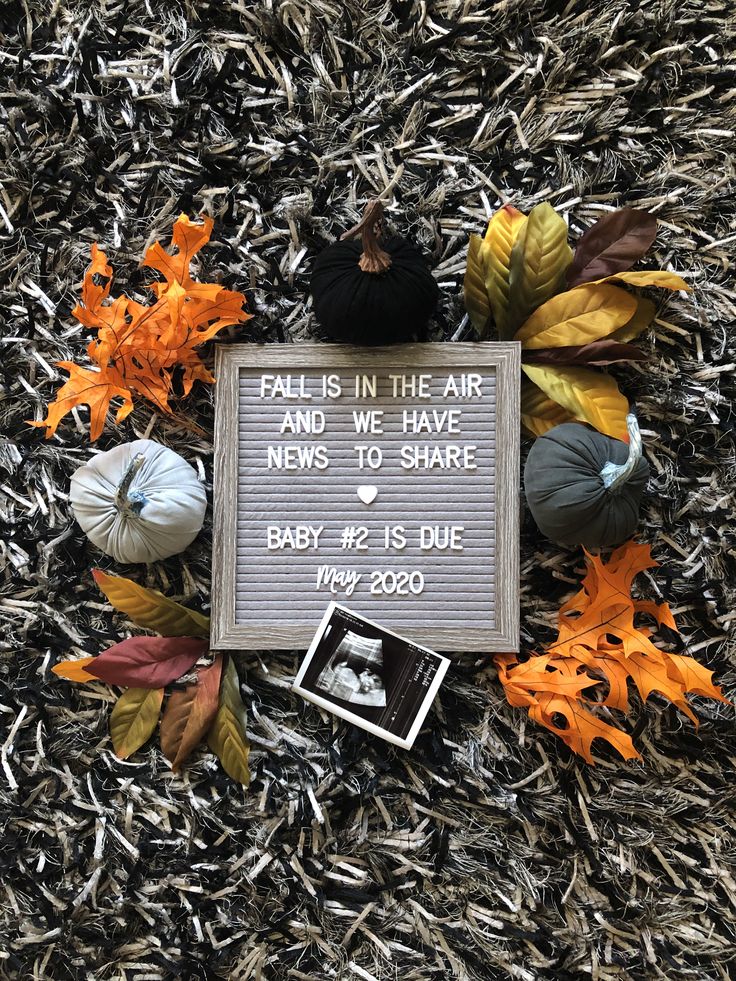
[521,363,629,441]
[611,297,657,343]
[515,284,637,350]
[93,569,210,639]
[506,202,573,336]
[208,657,250,786]
[481,205,526,340]
[110,687,163,759]
[580,270,691,291]
[463,234,491,335]
[521,380,575,437]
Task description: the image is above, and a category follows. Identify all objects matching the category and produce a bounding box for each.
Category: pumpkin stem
[601,413,643,493]
[116,453,147,517]
[341,199,392,274]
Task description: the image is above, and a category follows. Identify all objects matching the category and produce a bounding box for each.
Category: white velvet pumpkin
[70,440,207,564]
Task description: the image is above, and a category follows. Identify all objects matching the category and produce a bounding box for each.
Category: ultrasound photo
[293,603,450,749]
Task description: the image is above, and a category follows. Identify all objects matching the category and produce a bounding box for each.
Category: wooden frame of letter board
[211,342,520,652]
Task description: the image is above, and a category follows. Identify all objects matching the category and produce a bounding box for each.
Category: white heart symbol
[357,485,378,505]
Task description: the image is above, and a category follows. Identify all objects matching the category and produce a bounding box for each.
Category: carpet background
[1,2,735,979]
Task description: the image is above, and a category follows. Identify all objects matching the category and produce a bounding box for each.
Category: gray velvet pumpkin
[524,415,649,548]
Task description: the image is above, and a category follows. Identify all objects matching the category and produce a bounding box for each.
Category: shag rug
[1,2,735,979]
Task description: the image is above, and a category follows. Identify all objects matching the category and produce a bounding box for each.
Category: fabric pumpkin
[70,439,207,563]
[310,199,438,345]
[524,415,649,548]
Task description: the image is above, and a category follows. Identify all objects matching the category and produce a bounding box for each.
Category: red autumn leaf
[86,636,208,688]
[567,208,657,287]
[160,655,223,771]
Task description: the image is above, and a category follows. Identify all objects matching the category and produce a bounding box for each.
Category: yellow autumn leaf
[208,658,250,786]
[521,380,575,437]
[93,569,210,639]
[463,233,490,335]
[515,284,637,350]
[481,205,526,340]
[611,296,657,343]
[579,270,691,291]
[522,363,629,440]
[110,687,164,759]
[506,202,573,336]
[52,656,98,682]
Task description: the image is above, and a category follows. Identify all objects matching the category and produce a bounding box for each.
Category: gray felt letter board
[211,343,520,652]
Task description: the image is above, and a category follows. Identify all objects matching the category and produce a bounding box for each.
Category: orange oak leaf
[666,653,730,703]
[496,653,599,707]
[181,284,256,344]
[622,650,699,721]
[567,645,631,712]
[530,689,640,763]
[143,214,215,290]
[174,347,216,396]
[633,599,678,631]
[73,243,113,318]
[51,656,98,682]
[495,541,729,763]
[30,214,251,441]
[495,654,542,708]
[84,295,133,369]
[29,361,134,441]
[553,546,669,662]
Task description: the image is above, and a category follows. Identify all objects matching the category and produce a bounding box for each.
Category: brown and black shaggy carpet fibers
[1,2,735,979]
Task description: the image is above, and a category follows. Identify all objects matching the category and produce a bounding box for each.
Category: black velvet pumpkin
[310,200,438,345]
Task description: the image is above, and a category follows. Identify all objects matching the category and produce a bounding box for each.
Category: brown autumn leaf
[161,655,223,771]
[30,214,251,441]
[522,339,646,367]
[567,208,657,287]
[495,542,729,763]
